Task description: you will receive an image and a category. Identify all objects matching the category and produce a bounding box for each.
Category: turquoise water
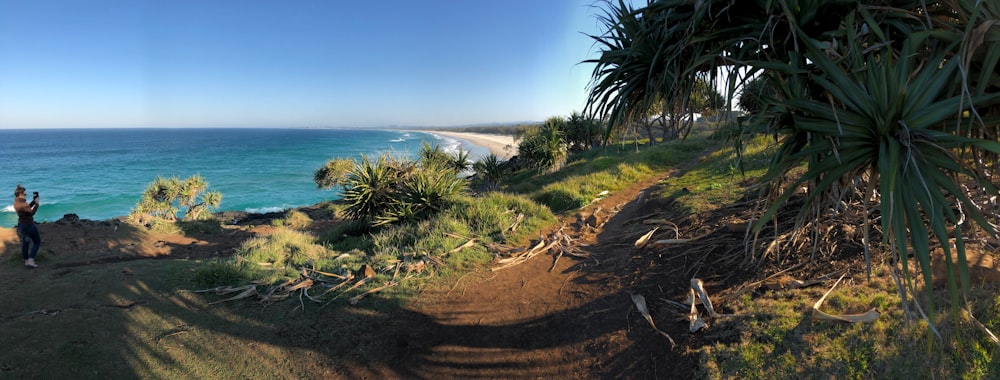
[0,128,487,227]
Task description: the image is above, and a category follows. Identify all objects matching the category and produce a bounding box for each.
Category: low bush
[272,209,312,230]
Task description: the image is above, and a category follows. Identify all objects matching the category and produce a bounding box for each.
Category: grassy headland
[1,121,999,378]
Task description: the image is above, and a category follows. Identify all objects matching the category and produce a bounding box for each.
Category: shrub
[177,219,222,235]
[340,155,410,226]
[517,117,568,172]
[314,158,355,189]
[128,175,222,226]
[325,152,468,229]
[418,141,453,169]
[375,165,466,226]
[273,209,312,230]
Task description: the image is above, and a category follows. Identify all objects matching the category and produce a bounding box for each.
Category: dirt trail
[391,171,685,379]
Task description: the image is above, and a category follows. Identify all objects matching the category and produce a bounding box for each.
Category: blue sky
[0,0,608,128]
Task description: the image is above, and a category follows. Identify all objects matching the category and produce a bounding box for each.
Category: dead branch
[448,238,478,254]
[549,248,564,272]
[349,281,398,305]
[321,277,373,308]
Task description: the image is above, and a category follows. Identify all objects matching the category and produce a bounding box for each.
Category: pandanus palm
[587,0,1000,329]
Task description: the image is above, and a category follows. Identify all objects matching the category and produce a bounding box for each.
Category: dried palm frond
[631,293,676,349]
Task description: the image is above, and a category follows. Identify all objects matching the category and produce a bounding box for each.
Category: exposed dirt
[0,169,857,379]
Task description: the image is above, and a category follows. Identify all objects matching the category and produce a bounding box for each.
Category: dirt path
[388,171,687,379]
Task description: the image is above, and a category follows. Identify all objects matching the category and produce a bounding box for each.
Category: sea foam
[244,206,288,214]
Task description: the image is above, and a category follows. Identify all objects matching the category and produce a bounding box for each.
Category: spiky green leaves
[517,117,569,172]
[128,174,223,225]
[332,149,469,229]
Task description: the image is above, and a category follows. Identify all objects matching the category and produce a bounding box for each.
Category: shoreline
[2,129,519,227]
[420,130,517,159]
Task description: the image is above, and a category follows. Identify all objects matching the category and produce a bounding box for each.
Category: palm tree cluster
[587,0,1000,325]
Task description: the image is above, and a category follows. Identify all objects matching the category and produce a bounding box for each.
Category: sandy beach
[427,130,518,159]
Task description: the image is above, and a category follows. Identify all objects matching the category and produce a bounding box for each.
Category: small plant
[418,141,453,169]
[472,154,507,190]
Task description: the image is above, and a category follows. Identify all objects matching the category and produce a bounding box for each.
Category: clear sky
[0,0,608,129]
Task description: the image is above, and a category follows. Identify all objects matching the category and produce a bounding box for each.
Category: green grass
[655,133,773,214]
[506,126,719,214]
[271,209,312,230]
[694,266,1000,379]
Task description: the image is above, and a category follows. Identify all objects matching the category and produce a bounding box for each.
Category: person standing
[13,184,40,268]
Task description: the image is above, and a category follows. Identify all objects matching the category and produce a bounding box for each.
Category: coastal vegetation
[4,117,1000,376]
[184,110,725,307]
[127,174,223,231]
[586,0,1000,334]
[4,1,1000,377]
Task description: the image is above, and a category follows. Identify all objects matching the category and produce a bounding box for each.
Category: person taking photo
[13,184,41,268]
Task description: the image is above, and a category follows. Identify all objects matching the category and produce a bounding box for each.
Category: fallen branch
[209,286,259,305]
[495,240,545,264]
[493,239,558,271]
[549,248,564,272]
[686,278,746,332]
[631,293,676,349]
[321,277,373,308]
[349,281,398,305]
[648,231,713,248]
[449,238,477,254]
[321,274,356,295]
[305,267,349,280]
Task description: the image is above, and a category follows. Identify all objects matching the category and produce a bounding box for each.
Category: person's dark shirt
[14,197,37,225]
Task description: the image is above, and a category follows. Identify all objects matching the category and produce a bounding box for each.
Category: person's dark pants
[16,223,40,260]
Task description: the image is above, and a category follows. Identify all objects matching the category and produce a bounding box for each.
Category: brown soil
[0,170,827,379]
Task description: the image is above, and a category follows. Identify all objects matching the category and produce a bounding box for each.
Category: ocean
[0,128,488,227]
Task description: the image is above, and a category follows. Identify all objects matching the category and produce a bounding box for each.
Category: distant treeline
[423,123,540,136]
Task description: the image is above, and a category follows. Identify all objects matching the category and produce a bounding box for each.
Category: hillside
[2,137,999,378]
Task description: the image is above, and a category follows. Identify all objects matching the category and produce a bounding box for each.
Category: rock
[59,214,80,223]
[726,222,749,233]
[359,264,376,279]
